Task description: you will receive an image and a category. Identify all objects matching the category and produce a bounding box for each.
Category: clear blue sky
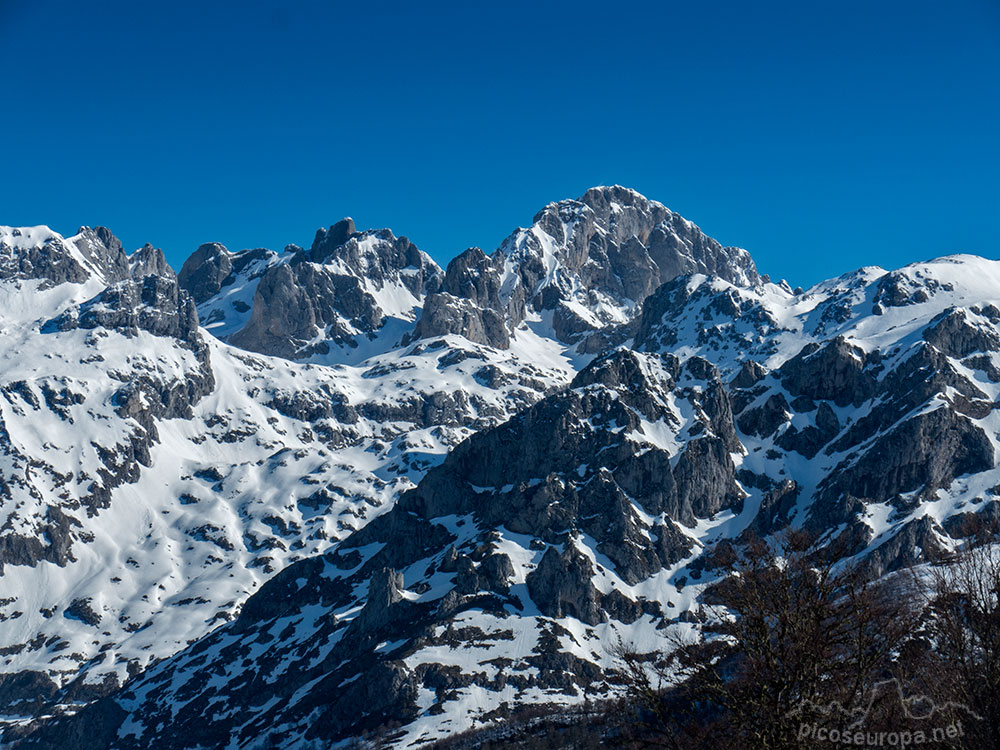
[2,0,998,287]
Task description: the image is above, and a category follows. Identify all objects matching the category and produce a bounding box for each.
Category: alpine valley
[1,186,999,748]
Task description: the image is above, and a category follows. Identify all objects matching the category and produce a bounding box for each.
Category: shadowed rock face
[178,242,232,303]
[923,307,1000,359]
[817,406,994,512]
[18,346,748,749]
[780,337,875,407]
[47,275,200,343]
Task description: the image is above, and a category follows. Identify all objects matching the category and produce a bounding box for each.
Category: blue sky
[2,0,998,286]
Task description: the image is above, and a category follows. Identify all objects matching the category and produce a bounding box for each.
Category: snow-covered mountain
[0,221,577,726]
[2,189,999,749]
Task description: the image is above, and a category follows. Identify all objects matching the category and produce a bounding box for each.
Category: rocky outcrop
[923,307,1000,359]
[310,221,439,297]
[738,392,790,437]
[177,242,233,303]
[526,546,604,625]
[189,225,445,360]
[780,337,875,407]
[409,247,524,347]
[776,401,840,458]
[409,292,510,348]
[46,275,200,343]
[818,406,994,510]
[11,202,1000,750]
[230,262,382,358]
[128,244,175,281]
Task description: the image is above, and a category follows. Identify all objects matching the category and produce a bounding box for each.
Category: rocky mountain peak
[307,222,435,288]
[9,197,1000,749]
[181,220,443,362]
[175,187,762,362]
[310,217,356,260]
[177,242,233,304]
[411,186,762,350]
[0,225,131,287]
[128,243,176,281]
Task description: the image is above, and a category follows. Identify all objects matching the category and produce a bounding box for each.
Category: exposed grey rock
[309,223,437,298]
[942,500,1000,539]
[310,217,356,260]
[63,598,101,627]
[409,292,510,348]
[775,401,840,458]
[817,406,994,517]
[347,568,408,637]
[923,307,1000,359]
[738,392,790,437]
[478,552,515,593]
[731,359,768,389]
[177,242,233,303]
[229,262,381,358]
[861,516,948,577]
[215,226,441,360]
[828,343,985,455]
[0,226,132,286]
[672,436,743,519]
[72,227,131,282]
[128,243,175,281]
[45,275,199,343]
[526,546,605,626]
[411,185,761,350]
[744,479,800,537]
[873,270,950,308]
[780,337,875,407]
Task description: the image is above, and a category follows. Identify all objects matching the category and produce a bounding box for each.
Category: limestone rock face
[229,262,383,358]
[923,307,1000,359]
[47,274,200,343]
[177,242,233,303]
[181,223,443,361]
[780,337,875,407]
[128,243,176,281]
[409,292,510,348]
[526,546,604,625]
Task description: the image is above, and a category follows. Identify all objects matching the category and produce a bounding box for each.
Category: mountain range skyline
[3,1,998,288]
[14,180,997,299]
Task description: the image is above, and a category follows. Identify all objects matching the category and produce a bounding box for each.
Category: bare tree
[925,537,1000,746]
[614,531,921,749]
